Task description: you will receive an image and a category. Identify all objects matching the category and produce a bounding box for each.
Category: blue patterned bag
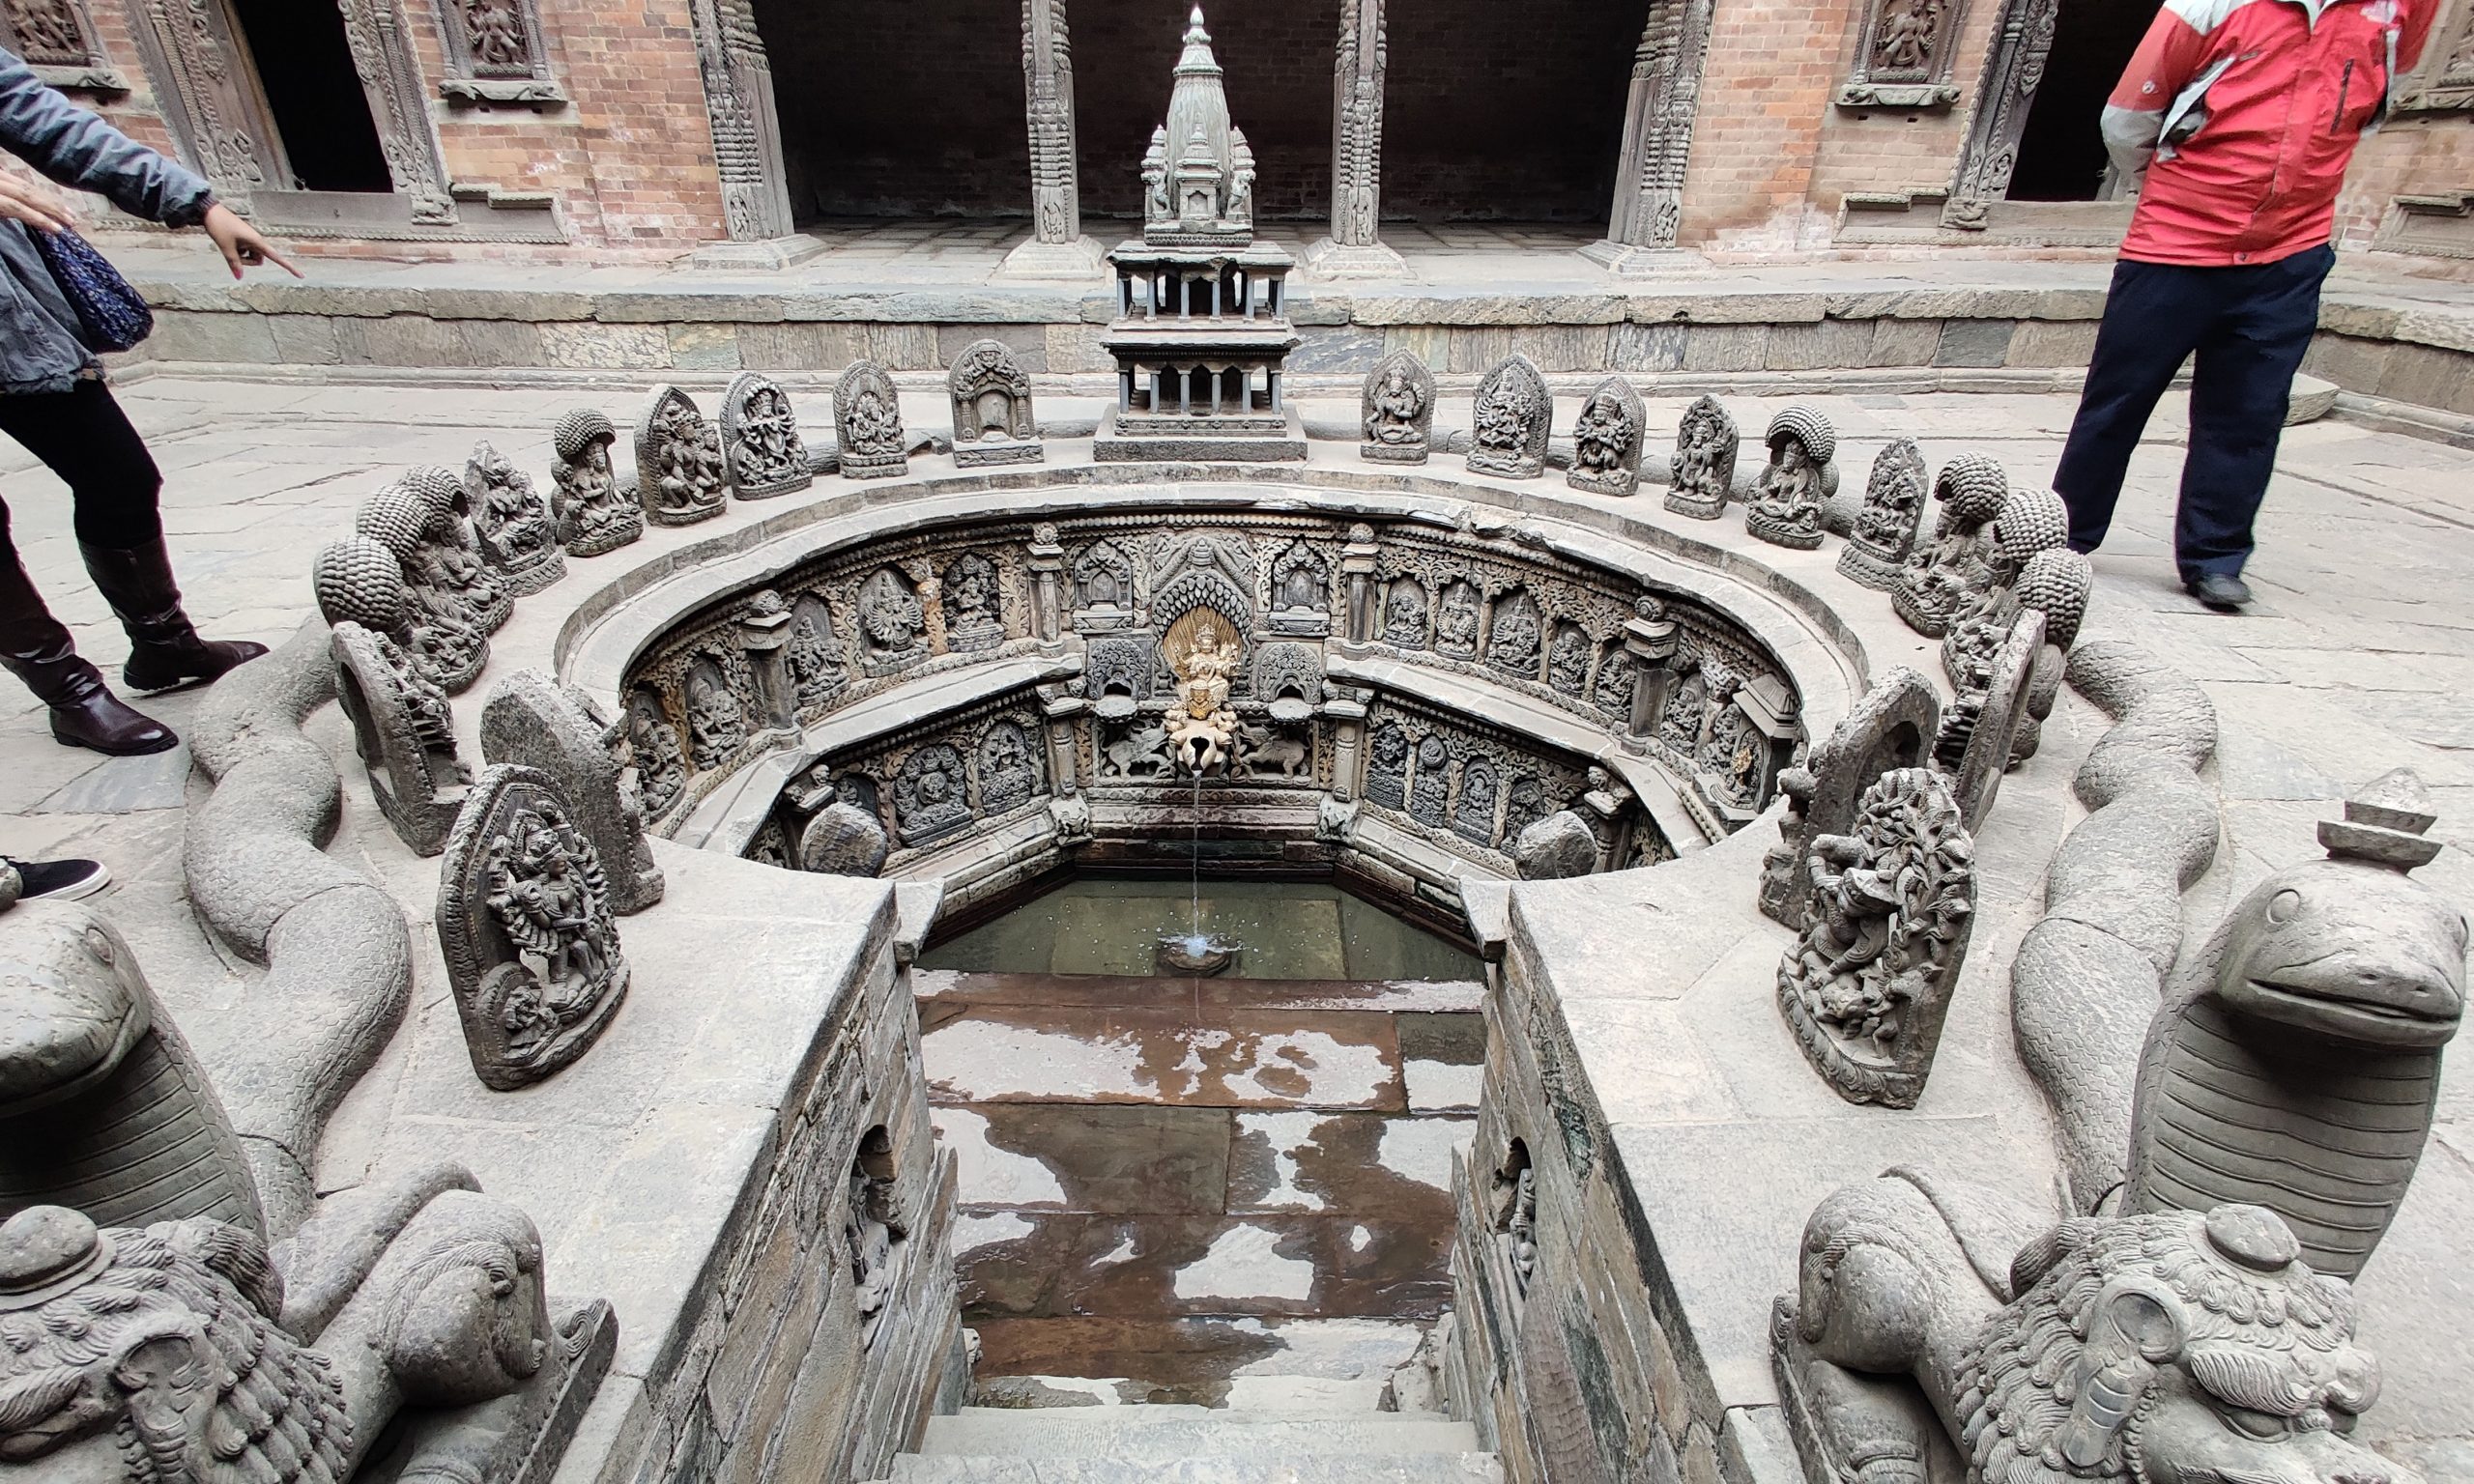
[29,227,154,352]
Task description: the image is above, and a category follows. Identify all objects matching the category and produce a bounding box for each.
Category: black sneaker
[6,856,111,901]
[2185,573,2253,612]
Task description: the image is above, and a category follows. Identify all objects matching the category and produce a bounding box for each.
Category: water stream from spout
[1190,769,1204,941]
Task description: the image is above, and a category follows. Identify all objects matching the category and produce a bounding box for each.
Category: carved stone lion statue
[0,1165,611,1484]
[1773,1169,2421,1484]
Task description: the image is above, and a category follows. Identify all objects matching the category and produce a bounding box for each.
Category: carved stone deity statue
[2125,769,2464,1278]
[721,371,813,499]
[948,339,1042,467]
[1359,350,1434,464]
[1164,614,1243,776]
[626,692,687,816]
[941,553,1005,652]
[1776,765,1976,1107]
[437,765,630,1090]
[1893,452,2007,637]
[333,619,473,856]
[1775,1184,2426,1484]
[1465,354,1551,479]
[315,533,488,698]
[0,1176,615,1484]
[835,360,908,479]
[685,670,747,769]
[1665,394,1739,519]
[548,407,643,556]
[786,603,848,708]
[1756,668,1940,928]
[1566,376,1645,497]
[480,670,664,915]
[858,568,928,672]
[465,441,565,596]
[1743,406,1837,550]
[1837,437,1928,588]
[634,385,729,525]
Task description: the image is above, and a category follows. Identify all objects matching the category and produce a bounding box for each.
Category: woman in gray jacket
[0,45,297,755]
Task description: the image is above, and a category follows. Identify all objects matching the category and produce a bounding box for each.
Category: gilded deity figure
[1165,619,1242,775]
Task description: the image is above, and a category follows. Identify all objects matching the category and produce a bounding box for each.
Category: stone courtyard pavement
[2,370,2469,1435]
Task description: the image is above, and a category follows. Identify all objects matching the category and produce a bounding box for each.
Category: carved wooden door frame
[130,0,453,223]
[1940,0,2059,227]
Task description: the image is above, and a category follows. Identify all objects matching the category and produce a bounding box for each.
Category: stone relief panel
[636,386,730,526]
[466,440,565,595]
[1894,451,2008,638]
[835,360,909,479]
[1837,437,1928,589]
[1836,0,1968,107]
[0,0,123,89]
[333,617,472,856]
[949,339,1043,467]
[1665,393,1739,519]
[769,697,1054,870]
[1360,349,1435,464]
[436,0,563,104]
[549,408,643,556]
[436,763,630,1090]
[1566,376,1645,498]
[721,371,813,499]
[1775,764,1976,1107]
[1466,354,1552,479]
[1358,696,1599,871]
[1743,406,1836,552]
[480,669,665,915]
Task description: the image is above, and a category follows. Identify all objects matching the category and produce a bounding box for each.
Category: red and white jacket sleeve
[2100,2,2215,182]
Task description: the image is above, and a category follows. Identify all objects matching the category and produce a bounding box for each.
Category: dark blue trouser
[2053,243,2333,583]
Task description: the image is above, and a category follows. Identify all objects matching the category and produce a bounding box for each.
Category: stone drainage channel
[911,877,1485,1449]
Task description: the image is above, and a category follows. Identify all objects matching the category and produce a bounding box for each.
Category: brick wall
[1680,0,1863,248]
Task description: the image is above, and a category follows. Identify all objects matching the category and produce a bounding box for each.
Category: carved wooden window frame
[2394,0,2474,113]
[435,0,567,108]
[1836,0,1969,110]
[0,0,128,93]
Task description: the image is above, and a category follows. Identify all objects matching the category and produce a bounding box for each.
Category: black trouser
[0,380,165,551]
[2053,243,2332,584]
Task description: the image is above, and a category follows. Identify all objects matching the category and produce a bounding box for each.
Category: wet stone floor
[917,880,1483,1402]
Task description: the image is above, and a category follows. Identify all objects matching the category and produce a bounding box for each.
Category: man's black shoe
[6,855,111,901]
[2186,574,2252,612]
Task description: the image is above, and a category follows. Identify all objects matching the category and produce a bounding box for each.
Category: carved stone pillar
[1027,524,1066,651]
[689,0,797,246]
[1042,689,1084,795]
[1737,674,1802,813]
[738,597,796,732]
[1622,601,1682,752]
[1303,0,1406,279]
[1585,0,1718,274]
[1324,695,1368,802]
[1582,770,1632,873]
[1338,525,1381,651]
[999,0,1106,279]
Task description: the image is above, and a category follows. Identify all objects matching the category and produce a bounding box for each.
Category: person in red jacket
[2053,0,2434,611]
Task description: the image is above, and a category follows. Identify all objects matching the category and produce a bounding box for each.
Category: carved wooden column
[1303,0,1405,279]
[1585,0,1718,273]
[999,0,1105,278]
[689,0,798,248]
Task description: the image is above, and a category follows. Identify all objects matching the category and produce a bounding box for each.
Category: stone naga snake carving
[2009,641,2220,1213]
[2125,767,2465,1279]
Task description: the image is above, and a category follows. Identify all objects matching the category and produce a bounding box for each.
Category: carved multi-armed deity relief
[437,765,629,1091]
[1838,437,1928,588]
[636,386,730,525]
[1466,354,1552,479]
[1666,394,1738,518]
[1566,376,1646,497]
[720,371,812,498]
[1360,350,1435,464]
[836,360,909,479]
[1776,764,1976,1107]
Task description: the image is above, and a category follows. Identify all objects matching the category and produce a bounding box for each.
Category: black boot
[0,546,175,755]
[80,538,268,693]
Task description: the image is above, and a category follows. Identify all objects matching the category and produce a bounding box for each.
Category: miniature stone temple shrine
[1096,9,1303,464]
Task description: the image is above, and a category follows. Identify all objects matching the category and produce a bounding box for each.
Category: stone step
[975,1372,1396,1413]
[970,1315,1434,1398]
[886,1454,1505,1484]
[917,1411,1482,1461]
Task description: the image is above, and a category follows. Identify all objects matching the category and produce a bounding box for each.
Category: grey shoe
[2185,573,2252,612]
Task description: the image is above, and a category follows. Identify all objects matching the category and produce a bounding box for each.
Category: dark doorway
[1384,0,1640,223]
[752,0,1032,223]
[1072,0,1335,225]
[224,0,391,192]
[2007,0,2167,200]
